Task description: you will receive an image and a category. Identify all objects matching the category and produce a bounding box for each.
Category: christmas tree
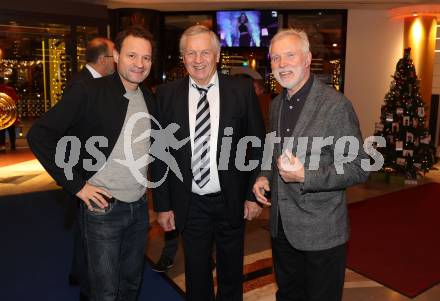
[374,48,436,179]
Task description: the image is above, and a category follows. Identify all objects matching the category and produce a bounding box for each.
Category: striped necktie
[192,83,213,188]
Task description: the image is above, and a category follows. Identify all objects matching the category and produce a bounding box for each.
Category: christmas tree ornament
[386,113,393,122]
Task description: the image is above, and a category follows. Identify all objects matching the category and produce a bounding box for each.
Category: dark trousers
[0,125,16,149]
[161,229,179,260]
[71,205,90,296]
[81,197,148,301]
[272,218,346,301]
[182,193,244,301]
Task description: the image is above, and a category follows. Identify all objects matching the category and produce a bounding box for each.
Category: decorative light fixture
[389,4,440,19]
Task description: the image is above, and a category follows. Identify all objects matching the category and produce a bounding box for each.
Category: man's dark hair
[85,37,112,64]
[114,26,155,54]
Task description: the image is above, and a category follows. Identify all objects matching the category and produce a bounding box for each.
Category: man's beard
[273,67,305,91]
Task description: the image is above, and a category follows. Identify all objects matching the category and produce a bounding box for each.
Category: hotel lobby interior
[1,0,440,300]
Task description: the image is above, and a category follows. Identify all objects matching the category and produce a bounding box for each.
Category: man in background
[68,37,115,88]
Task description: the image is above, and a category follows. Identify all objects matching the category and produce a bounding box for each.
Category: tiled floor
[2,149,440,300]
[148,159,440,300]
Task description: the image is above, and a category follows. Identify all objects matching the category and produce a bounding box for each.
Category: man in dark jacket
[65,36,115,301]
[28,26,155,301]
[153,25,265,301]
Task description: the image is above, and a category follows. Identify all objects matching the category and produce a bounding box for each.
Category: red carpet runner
[347,183,440,298]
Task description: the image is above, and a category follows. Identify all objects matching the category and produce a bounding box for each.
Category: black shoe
[151,256,174,273]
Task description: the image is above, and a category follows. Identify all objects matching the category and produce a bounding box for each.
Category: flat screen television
[216,10,279,48]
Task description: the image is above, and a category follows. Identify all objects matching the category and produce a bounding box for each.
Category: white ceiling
[74,0,438,11]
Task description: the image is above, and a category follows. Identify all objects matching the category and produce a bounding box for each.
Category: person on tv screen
[237,13,252,47]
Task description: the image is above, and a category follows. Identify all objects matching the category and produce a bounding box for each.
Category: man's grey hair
[179,25,221,55]
[269,28,310,55]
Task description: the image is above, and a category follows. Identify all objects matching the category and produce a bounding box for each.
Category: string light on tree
[48,38,68,107]
[329,59,341,91]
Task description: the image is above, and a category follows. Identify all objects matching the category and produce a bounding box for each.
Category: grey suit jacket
[260,78,369,251]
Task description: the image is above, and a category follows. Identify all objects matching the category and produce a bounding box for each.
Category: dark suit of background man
[152,25,265,301]
[28,26,155,301]
[253,29,370,301]
[65,37,115,301]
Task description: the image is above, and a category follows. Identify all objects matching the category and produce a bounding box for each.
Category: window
[287,10,346,91]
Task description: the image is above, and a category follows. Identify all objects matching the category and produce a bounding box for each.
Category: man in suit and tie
[253,29,370,301]
[152,25,265,301]
[28,26,155,301]
[65,36,115,301]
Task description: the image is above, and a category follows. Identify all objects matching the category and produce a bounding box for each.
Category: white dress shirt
[85,64,102,79]
[189,73,221,195]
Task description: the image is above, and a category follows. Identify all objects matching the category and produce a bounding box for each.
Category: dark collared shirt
[280,74,314,138]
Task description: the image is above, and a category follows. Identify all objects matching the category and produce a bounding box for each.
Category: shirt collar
[85,64,102,78]
[189,72,218,90]
[283,73,314,102]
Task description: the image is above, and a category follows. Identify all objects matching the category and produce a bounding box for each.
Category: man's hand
[76,182,112,211]
[244,200,262,221]
[157,211,175,232]
[277,150,305,183]
[252,176,271,206]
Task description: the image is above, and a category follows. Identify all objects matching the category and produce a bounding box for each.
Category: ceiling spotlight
[332,43,338,47]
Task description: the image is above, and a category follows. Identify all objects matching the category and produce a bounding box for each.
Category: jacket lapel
[273,78,325,159]
[139,85,154,115]
[290,78,325,139]
[217,73,230,163]
[176,77,191,159]
[288,79,325,161]
[105,73,129,154]
[174,77,193,189]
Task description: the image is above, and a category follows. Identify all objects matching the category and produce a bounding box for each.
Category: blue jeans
[81,196,148,301]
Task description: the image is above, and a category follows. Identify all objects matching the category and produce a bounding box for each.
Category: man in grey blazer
[253,29,370,301]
